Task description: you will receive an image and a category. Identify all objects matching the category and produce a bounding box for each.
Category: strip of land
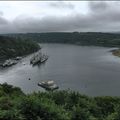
[112,49,120,57]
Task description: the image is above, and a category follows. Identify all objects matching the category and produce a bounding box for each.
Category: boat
[14,56,22,60]
[22,63,26,65]
[38,80,59,91]
[30,52,48,65]
[2,59,18,67]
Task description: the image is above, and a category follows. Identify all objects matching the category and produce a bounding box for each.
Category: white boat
[38,80,59,91]
[22,63,26,65]
[30,52,48,65]
[14,56,22,60]
[2,59,18,67]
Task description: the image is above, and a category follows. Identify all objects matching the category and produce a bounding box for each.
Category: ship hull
[31,57,48,65]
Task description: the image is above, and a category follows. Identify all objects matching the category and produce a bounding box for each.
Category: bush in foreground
[0,83,120,120]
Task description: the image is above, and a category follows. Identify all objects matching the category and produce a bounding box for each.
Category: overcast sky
[0,1,120,33]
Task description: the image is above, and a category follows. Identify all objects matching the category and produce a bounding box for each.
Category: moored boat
[38,80,59,91]
[30,52,48,65]
[14,56,22,60]
[2,59,18,67]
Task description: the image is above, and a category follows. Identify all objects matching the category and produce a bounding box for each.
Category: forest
[0,36,40,60]
[5,32,120,47]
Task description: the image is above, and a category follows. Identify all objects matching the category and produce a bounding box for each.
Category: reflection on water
[0,44,120,96]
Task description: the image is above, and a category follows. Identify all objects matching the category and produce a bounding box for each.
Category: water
[0,43,120,96]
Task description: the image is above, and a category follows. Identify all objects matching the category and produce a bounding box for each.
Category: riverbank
[112,49,120,57]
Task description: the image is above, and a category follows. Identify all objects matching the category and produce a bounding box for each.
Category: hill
[0,36,40,60]
[5,32,120,47]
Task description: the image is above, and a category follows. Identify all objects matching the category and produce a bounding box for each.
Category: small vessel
[30,52,48,65]
[22,63,26,65]
[38,80,59,91]
[2,59,18,67]
[14,56,22,60]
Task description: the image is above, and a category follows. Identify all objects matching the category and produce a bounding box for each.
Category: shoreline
[0,48,41,67]
[111,49,120,57]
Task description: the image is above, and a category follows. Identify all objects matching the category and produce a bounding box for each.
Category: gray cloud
[1,2,120,33]
[88,2,120,24]
[12,14,102,33]
[0,11,3,16]
[0,18,8,25]
[89,1,108,12]
[0,12,8,25]
[49,1,75,9]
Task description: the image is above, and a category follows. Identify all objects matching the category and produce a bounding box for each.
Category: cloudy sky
[0,1,120,33]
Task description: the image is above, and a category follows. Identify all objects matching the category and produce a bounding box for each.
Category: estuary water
[0,44,120,96]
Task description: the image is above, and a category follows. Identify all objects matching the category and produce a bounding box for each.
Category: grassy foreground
[0,83,120,120]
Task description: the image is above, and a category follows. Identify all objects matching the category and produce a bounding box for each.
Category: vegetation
[5,32,120,47]
[1,83,120,120]
[0,36,40,60]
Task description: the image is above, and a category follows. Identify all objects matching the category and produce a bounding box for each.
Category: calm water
[0,44,120,96]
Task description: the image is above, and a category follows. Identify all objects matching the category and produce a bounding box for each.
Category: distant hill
[0,36,40,60]
[4,32,120,47]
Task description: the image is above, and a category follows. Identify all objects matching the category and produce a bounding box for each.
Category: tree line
[5,32,120,47]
